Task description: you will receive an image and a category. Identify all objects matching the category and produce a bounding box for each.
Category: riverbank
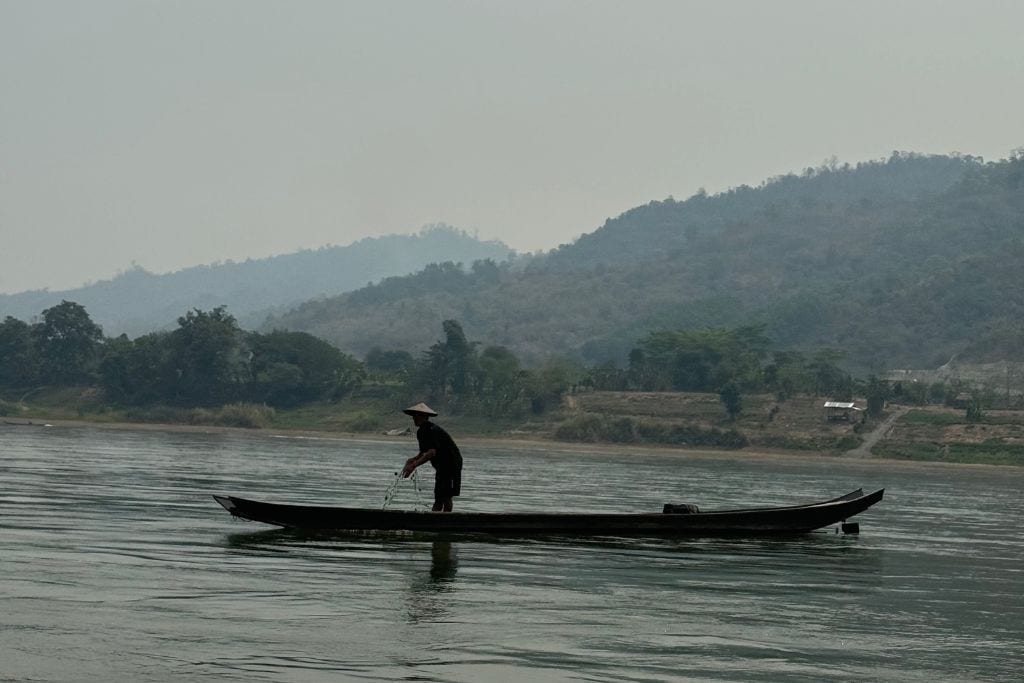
[5,413,1022,472]
[5,387,1023,466]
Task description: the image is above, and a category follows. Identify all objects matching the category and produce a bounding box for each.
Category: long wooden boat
[212,487,884,536]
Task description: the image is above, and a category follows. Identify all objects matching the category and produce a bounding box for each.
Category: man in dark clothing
[400,402,463,512]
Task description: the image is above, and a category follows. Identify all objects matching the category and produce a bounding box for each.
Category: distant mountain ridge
[0,225,514,336]
[267,152,1024,372]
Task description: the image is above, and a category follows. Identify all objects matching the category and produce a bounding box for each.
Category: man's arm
[402,448,436,477]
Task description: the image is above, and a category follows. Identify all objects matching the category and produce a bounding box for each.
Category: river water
[1,424,1022,682]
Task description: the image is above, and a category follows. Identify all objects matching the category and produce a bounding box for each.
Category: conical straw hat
[402,402,438,417]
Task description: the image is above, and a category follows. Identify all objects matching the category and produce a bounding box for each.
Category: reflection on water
[428,540,459,583]
[2,424,1023,682]
[225,531,462,624]
[222,527,882,583]
[407,541,459,624]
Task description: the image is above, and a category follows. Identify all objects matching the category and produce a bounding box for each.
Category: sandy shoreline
[4,416,1020,472]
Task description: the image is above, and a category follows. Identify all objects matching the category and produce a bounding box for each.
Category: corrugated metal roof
[823,401,856,408]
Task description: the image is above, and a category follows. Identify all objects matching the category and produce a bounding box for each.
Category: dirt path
[845,407,907,457]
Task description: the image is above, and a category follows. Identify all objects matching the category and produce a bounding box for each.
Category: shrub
[946,442,1024,465]
[209,403,275,428]
[832,435,863,451]
[873,442,943,461]
[901,410,961,425]
[175,404,275,428]
[553,415,605,442]
[756,434,859,452]
[342,412,384,432]
[554,414,748,449]
[123,405,193,424]
[965,398,985,423]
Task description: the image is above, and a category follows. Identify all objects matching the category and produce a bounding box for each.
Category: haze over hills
[269,152,1024,373]
[0,225,513,337]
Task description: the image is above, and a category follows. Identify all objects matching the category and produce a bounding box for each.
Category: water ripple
[2,424,1023,682]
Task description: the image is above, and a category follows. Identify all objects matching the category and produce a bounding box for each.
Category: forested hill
[544,153,979,270]
[0,226,513,336]
[269,152,1024,373]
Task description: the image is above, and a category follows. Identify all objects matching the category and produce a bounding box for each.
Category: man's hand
[401,456,419,478]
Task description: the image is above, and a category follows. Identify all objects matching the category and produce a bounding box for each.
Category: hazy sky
[2,1,1022,294]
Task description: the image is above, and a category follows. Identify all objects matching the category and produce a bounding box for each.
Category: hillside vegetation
[4,299,1022,464]
[270,152,1024,374]
[0,225,513,337]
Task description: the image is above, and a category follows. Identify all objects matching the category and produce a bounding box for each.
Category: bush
[207,403,275,428]
[341,412,384,432]
[901,410,961,425]
[946,442,1024,465]
[832,435,863,451]
[553,415,606,442]
[117,402,277,428]
[873,442,943,461]
[755,434,820,451]
[756,434,860,452]
[123,405,193,424]
[877,441,1024,465]
[554,414,748,449]
[0,399,17,417]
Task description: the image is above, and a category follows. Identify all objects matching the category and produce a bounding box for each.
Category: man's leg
[434,471,456,512]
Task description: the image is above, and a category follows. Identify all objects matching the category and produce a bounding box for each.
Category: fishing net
[381,469,427,511]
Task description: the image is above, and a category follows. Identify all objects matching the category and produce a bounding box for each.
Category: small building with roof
[823,400,863,422]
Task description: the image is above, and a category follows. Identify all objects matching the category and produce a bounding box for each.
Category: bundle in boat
[662,503,700,514]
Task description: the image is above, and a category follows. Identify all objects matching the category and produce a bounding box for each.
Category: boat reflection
[222,526,879,559]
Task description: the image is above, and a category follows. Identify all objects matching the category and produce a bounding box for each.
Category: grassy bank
[876,407,1024,465]
[5,387,1023,466]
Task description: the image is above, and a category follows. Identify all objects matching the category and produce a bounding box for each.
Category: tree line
[14,300,1001,426]
[0,299,887,425]
[0,301,363,408]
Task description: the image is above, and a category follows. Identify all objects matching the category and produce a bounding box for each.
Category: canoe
[212,487,884,536]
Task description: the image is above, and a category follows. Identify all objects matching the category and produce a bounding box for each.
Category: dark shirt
[416,421,463,472]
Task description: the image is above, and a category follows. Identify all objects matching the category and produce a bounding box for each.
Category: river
[2,424,1022,682]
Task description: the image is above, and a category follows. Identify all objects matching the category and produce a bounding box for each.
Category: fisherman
[400,403,463,512]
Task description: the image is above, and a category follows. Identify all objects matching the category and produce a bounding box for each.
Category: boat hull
[213,488,884,536]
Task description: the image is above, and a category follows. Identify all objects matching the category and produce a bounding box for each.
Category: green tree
[764,350,812,400]
[632,326,770,392]
[419,320,480,411]
[168,307,247,405]
[526,356,584,414]
[587,361,628,391]
[808,349,849,396]
[965,395,985,423]
[627,347,667,391]
[477,345,526,415]
[927,381,948,405]
[0,316,38,387]
[897,381,927,406]
[365,347,415,378]
[719,381,742,420]
[31,301,104,385]
[249,330,364,407]
[98,332,175,404]
[865,375,889,417]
